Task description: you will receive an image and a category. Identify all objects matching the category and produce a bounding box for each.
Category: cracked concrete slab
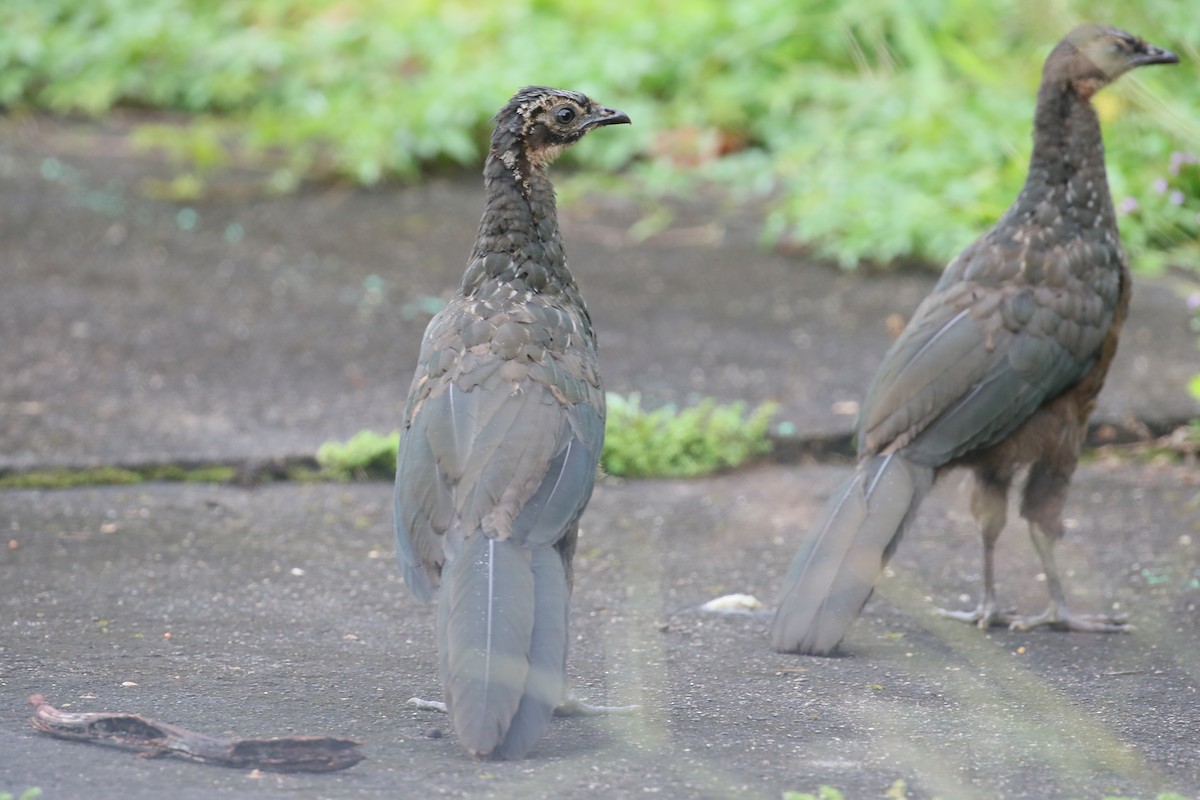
[2,120,1199,799]
[1,120,1196,471]
[2,461,1198,798]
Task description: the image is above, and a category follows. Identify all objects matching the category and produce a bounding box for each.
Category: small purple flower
[1153,177,1169,194]
[1118,196,1138,214]
[1188,292,1200,312]
[1170,190,1185,206]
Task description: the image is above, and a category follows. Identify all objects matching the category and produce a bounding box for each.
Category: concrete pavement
[2,119,1199,799]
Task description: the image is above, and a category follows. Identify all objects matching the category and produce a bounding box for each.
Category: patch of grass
[315,393,776,481]
[0,395,777,490]
[783,787,844,800]
[0,463,239,489]
[0,789,43,800]
[286,463,330,483]
[316,429,400,481]
[601,393,776,478]
[2,1,1197,270]
[0,467,143,490]
[141,464,239,483]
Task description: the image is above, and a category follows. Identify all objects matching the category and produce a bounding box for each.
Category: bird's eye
[553,106,577,124]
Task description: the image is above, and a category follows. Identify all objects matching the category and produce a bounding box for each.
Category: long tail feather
[438,534,570,759]
[771,455,933,655]
[493,546,569,760]
[440,535,534,757]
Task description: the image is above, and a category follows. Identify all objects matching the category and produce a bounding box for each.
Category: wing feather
[860,275,1108,466]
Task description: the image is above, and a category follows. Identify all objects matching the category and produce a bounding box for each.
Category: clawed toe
[936,601,1013,629]
[937,599,1130,635]
[1005,605,1130,633]
[1015,615,1131,634]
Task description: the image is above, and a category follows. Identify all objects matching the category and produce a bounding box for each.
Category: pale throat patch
[500,148,531,194]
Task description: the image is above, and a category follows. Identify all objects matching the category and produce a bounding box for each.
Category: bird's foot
[407,697,448,713]
[935,598,1014,629]
[554,696,640,718]
[1005,603,1131,633]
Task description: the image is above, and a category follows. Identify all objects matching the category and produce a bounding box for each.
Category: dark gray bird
[771,24,1178,656]
[393,87,629,759]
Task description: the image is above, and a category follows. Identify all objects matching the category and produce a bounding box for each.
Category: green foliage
[601,393,776,478]
[315,394,776,481]
[316,429,400,481]
[783,787,844,800]
[1119,151,1200,273]
[1,1,1198,269]
[0,464,238,489]
[0,466,143,489]
[0,789,43,800]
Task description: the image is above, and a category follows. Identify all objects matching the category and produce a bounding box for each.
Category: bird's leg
[1003,460,1128,633]
[1005,521,1129,632]
[938,472,1014,627]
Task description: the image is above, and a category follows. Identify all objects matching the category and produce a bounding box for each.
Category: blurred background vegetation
[1,0,1197,272]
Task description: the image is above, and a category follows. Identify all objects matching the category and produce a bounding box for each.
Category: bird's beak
[583,106,632,129]
[1131,43,1179,67]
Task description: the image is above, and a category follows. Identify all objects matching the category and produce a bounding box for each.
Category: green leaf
[7,0,1198,271]
[316,430,400,480]
[601,393,776,478]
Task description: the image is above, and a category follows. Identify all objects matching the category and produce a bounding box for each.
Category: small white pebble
[699,593,763,614]
[831,400,860,416]
[290,567,305,577]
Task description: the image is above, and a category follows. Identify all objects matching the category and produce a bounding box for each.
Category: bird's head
[1051,24,1178,99]
[490,87,631,171]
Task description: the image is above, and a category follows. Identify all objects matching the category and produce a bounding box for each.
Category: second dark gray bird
[393,87,630,758]
[771,24,1178,656]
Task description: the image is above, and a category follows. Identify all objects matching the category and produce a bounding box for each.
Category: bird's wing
[858,236,1119,466]
[393,292,603,602]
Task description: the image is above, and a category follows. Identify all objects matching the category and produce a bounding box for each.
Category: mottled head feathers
[490,86,630,172]
[1048,24,1177,98]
